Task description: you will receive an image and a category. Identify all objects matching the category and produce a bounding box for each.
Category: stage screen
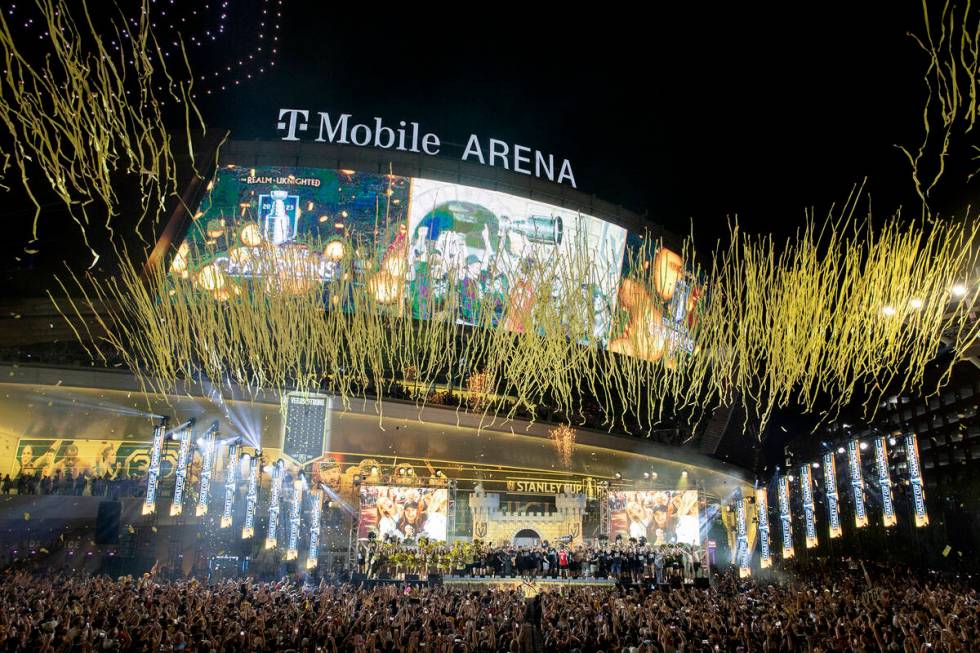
[172,164,698,355]
[608,490,700,545]
[358,485,448,541]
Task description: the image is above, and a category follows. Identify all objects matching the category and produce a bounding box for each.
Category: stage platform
[443,576,617,592]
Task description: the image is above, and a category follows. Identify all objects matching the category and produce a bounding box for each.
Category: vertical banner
[822,451,842,538]
[735,495,751,577]
[800,464,818,548]
[875,436,897,527]
[307,488,324,569]
[285,478,304,561]
[265,461,284,549]
[755,487,771,569]
[170,425,193,517]
[777,475,794,559]
[142,422,167,515]
[847,440,868,528]
[905,432,929,527]
[242,454,260,539]
[220,443,240,528]
[195,425,218,517]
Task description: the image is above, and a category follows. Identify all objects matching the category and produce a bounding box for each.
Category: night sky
[200,3,934,247]
[2,2,962,278]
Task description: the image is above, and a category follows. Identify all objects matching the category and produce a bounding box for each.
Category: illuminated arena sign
[275,110,578,187]
[172,165,701,364]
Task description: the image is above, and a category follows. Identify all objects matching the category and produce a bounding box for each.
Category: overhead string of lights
[6,0,285,99]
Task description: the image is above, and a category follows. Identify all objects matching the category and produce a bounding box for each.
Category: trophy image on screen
[501,213,563,253]
[260,190,299,245]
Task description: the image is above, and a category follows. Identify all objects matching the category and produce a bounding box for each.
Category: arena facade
[0,139,755,575]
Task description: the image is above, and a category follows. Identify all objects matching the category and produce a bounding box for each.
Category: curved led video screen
[172,165,699,359]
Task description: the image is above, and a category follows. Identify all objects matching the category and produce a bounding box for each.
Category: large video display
[173,165,699,357]
[358,485,448,541]
[12,438,177,480]
[608,490,701,545]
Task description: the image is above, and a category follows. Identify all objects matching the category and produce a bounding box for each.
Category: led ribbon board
[905,432,929,527]
[220,443,240,528]
[242,454,260,538]
[875,436,897,527]
[847,440,868,528]
[265,461,284,549]
[195,425,218,516]
[800,464,818,548]
[307,488,323,569]
[735,495,751,577]
[823,451,842,538]
[142,422,167,515]
[170,425,193,516]
[755,488,771,569]
[285,478,304,560]
[777,475,794,559]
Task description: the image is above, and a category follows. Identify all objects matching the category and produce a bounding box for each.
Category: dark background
[1,2,966,277]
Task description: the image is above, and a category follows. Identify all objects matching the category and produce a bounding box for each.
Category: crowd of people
[361,541,706,583]
[0,470,145,498]
[0,560,974,652]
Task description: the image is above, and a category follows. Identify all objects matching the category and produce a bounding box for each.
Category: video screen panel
[358,485,448,541]
[172,165,699,357]
[406,178,626,338]
[608,489,700,545]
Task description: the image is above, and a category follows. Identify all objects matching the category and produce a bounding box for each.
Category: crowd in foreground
[0,560,975,653]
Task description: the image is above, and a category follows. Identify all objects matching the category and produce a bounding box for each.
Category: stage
[443,576,617,593]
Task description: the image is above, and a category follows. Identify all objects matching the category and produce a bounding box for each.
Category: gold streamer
[0,0,206,261]
[53,199,979,437]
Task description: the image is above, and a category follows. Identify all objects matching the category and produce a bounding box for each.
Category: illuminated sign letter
[558,159,577,188]
[314,112,349,143]
[276,109,309,141]
[461,134,485,164]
